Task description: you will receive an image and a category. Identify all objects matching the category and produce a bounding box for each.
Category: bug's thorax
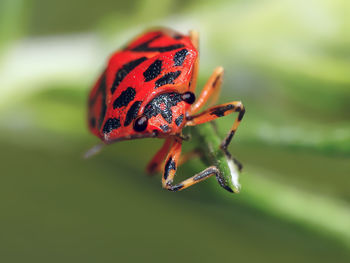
[141,91,190,135]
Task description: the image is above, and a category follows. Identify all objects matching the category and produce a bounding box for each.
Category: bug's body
[88,28,245,193]
[88,30,197,142]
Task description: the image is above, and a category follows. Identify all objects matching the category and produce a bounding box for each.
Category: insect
[87,28,245,193]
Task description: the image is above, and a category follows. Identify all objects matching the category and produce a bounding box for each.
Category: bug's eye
[133,115,148,132]
[181,92,195,104]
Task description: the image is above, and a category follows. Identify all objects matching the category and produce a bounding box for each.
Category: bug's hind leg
[162,138,219,191]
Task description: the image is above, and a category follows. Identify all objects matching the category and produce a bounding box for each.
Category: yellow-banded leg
[187,101,245,160]
[147,139,201,175]
[162,138,182,190]
[191,66,224,114]
[147,137,173,174]
[166,166,221,192]
[162,137,220,191]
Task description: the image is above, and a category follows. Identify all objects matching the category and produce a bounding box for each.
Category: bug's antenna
[83,143,104,159]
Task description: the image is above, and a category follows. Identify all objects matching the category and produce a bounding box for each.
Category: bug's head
[100,91,195,143]
[131,91,195,138]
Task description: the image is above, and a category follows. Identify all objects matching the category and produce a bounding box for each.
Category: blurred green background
[0,0,349,262]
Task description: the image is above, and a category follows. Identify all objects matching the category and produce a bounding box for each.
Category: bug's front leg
[147,137,174,175]
[187,101,245,155]
[162,138,219,191]
[147,138,201,175]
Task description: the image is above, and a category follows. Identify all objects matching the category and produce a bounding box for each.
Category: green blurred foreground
[1,0,350,262]
[1,87,349,262]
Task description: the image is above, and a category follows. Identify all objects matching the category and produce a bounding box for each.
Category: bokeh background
[1,0,349,262]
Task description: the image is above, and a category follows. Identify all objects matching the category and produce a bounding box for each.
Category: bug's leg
[162,138,182,189]
[147,137,174,175]
[189,30,199,50]
[164,163,220,192]
[219,103,245,153]
[162,139,218,191]
[190,67,224,114]
[187,101,245,154]
[147,141,201,175]
[188,30,199,93]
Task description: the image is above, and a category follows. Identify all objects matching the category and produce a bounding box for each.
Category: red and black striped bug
[87,28,245,192]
